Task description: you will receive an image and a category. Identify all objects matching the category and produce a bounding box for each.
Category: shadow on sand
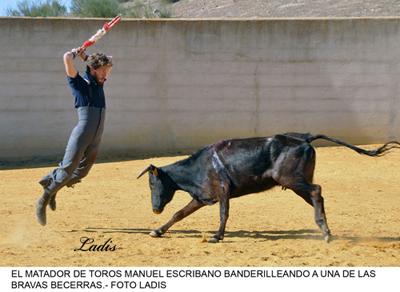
[67,227,400,243]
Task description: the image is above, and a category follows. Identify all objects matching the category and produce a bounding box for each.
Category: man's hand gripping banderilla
[71,47,89,62]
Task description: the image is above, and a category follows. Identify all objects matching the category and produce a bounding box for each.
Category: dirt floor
[0,145,399,267]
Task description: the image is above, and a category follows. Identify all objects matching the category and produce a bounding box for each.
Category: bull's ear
[137,164,158,179]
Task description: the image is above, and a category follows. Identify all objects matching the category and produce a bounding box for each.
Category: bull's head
[137,164,176,214]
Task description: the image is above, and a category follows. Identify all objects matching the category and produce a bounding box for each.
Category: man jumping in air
[36,48,113,226]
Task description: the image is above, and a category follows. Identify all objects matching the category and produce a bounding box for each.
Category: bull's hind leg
[276,176,331,242]
[273,145,331,242]
[292,182,331,242]
[149,199,204,238]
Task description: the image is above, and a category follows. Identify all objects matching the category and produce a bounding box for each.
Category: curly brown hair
[87,53,113,69]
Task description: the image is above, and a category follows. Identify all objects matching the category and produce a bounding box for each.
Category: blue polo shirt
[67,67,106,108]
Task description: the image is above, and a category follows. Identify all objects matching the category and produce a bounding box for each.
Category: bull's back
[217,137,273,174]
[217,135,314,196]
[214,137,275,196]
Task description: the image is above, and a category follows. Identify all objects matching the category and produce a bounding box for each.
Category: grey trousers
[41,106,106,195]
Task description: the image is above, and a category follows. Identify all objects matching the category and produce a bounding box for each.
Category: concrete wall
[1,17,400,162]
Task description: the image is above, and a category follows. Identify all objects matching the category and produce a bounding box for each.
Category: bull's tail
[305,134,400,157]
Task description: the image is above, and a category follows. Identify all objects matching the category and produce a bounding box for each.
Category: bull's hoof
[324,234,331,243]
[208,235,223,243]
[149,230,162,238]
[208,237,219,243]
[36,198,47,226]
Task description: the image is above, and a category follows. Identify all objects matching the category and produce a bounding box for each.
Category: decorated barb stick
[81,14,122,49]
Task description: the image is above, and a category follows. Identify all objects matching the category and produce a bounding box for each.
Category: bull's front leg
[150,199,204,238]
[209,195,230,243]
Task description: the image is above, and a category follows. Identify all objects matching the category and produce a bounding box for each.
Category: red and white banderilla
[71,15,121,58]
[81,14,121,49]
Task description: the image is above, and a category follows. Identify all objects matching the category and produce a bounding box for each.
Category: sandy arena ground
[0,145,399,267]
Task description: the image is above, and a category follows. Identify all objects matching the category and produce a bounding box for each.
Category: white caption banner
[0,267,398,292]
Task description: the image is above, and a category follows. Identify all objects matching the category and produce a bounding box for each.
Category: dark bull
[137,133,399,243]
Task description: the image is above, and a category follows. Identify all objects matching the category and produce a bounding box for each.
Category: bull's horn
[137,164,158,179]
[137,165,152,179]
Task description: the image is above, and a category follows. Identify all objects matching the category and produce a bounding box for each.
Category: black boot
[38,176,51,188]
[36,191,51,226]
[49,195,57,211]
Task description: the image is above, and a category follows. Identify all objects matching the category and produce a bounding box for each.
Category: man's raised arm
[63,47,88,78]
